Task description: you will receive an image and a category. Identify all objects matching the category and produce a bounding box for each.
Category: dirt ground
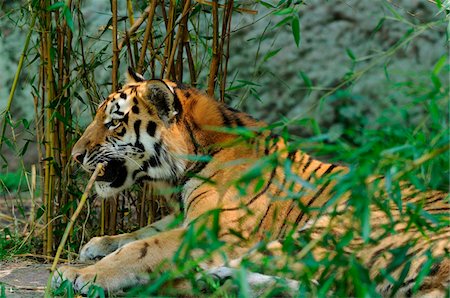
[0,259,49,297]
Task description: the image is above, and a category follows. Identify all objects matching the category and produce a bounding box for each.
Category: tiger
[52,68,449,297]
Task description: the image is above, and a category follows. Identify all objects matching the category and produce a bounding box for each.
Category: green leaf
[432,55,447,75]
[263,48,282,61]
[47,2,65,11]
[273,16,293,29]
[361,202,370,241]
[299,71,312,94]
[291,16,300,47]
[274,7,294,15]
[346,48,356,61]
[63,6,75,32]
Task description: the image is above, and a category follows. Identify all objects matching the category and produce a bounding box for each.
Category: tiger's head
[72,68,187,198]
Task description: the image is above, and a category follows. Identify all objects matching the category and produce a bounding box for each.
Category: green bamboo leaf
[274,7,294,15]
[47,2,65,11]
[432,55,447,75]
[299,71,312,94]
[63,6,75,32]
[273,15,293,29]
[346,48,356,61]
[263,48,282,61]
[361,203,370,241]
[291,16,300,47]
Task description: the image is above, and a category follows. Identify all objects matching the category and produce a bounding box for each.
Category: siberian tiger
[52,68,449,297]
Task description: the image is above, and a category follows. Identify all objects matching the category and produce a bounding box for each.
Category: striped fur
[54,70,449,296]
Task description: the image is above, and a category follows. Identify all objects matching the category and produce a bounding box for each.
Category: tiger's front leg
[79,214,176,261]
[53,228,185,294]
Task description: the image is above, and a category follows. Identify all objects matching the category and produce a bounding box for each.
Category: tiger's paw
[79,236,119,262]
[52,266,101,295]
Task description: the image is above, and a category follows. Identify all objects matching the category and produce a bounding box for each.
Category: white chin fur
[94,182,122,198]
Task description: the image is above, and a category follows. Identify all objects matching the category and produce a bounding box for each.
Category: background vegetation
[0,0,448,297]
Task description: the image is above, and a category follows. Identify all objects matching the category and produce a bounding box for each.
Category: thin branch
[161,0,176,79]
[195,0,257,14]
[393,145,450,181]
[118,5,151,50]
[166,0,191,79]
[219,0,233,102]
[0,13,36,152]
[207,0,219,96]
[185,43,197,86]
[45,163,104,297]
[111,0,119,91]
[137,0,158,74]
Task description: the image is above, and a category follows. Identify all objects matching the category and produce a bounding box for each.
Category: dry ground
[0,259,49,297]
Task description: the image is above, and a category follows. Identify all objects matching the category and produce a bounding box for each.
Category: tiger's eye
[111,119,120,126]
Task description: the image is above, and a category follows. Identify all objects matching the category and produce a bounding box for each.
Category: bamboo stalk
[45,163,104,298]
[207,0,219,96]
[219,0,233,102]
[166,0,191,79]
[137,0,158,74]
[125,31,135,69]
[126,0,140,64]
[161,0,176,78]
[109,197,118,235]
[111,0,119,91]
[195,0,257,14]
[139,188,146,227]
[29,165,36,234]
[101,200,105,235]
[185,43,197,86]
[0,13,36,152]
[42,0,57,256]
[118,4,153,50]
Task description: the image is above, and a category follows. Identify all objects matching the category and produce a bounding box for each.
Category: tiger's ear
[126,67,146,84]
[146,80,180,127]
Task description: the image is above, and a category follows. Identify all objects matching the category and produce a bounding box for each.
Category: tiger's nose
[72,152,86,164]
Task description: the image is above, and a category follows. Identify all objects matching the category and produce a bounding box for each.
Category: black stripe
[227,106,240,113]
[255,174,289,234]
[423,193,447,204]
[134,120,144,150]
[425,207,450,212]
[218,106,232,127]
[277,161,323,238]
[302,155,312,173]
[172,92,183,120]
[234,115,245,127]
[132,105,140,114]
[147,155,161,167]
[186,190,211,212]
[116,127,126,137]
[122,113,129,125]
[292,164,337,227]
[139,242,150,259]
[222,166,277,212]
[151,225,162,233]
[147,121,157,137]
[277,202,298,239]
[185,120,200,155]
[366,243,393,268]
[181,170,221,195]
[255,203,273,234]
[134,120,142,138]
